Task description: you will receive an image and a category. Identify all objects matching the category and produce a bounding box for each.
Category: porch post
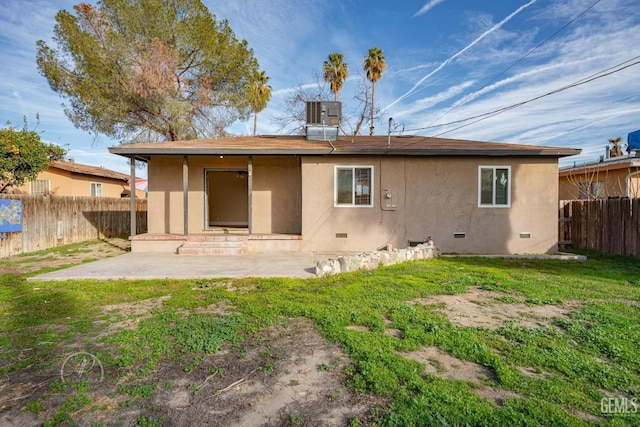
[129,157,137,237]
[248,156,253,235]
[183,155,189,236]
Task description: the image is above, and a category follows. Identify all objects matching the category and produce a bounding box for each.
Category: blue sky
[1,0,639,177]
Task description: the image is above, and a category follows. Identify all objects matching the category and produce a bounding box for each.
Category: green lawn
[1,242,639,426]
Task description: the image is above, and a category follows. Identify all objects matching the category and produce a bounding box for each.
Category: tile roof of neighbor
[50,160,129,181]
[108,135,581,161]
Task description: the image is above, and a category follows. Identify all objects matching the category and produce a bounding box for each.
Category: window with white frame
[334,166,373,207]
[30,179,50,195]
[90,182,103,197]
[478,166,511,207]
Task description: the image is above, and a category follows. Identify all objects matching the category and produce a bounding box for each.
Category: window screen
[479,166,511,207]
[30,179,50,195]
[335,166,373,207]
[91,182,103,197]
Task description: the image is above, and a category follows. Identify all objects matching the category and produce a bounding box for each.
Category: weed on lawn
[1,243,640,425]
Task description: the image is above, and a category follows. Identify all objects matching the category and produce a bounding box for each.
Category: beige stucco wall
[146,155,301,235]
[146,154,560,254]
[252,157,301,234]
[147,156,185,234]
[300,156,560,254]
[559,167,640,199]
[14,168,129,198]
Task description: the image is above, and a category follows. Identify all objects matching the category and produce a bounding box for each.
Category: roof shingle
[109,135,580,161]
[50,160,129,181]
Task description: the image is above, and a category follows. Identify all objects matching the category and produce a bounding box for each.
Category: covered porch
[122,153,303,254]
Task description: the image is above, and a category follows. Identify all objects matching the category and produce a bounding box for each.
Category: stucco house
[11,159,142,198]
[559,152,640,200]
[110,124,579,255]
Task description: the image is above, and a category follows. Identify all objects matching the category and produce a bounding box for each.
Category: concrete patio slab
[27,252,345,281]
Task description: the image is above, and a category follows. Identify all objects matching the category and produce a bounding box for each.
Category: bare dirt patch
[1,237,129,276]
[517,366,550,380]
[411,287,575,330]
[384,328,402,338]
[101,295,172,318]
[144,318,384,426]
[397,287,579,405]
[402,346,495,383]
[94,295,173,337]
[0,318,385,427]
[401,346,522,405]
[345,325,371,332]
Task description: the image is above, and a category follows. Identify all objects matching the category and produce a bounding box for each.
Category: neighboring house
[110,128,579,255]
[10,159,142,198]
[558,152,640,200]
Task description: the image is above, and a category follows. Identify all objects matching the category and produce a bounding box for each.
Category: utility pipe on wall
[626,170,640,197]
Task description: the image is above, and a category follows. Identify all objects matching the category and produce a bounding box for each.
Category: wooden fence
[0,194,147,258]
[559,198,639,257]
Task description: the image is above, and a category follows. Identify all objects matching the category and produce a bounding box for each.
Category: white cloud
[384,0,538,112]
[393,80,475,119]
[413,0,446,17]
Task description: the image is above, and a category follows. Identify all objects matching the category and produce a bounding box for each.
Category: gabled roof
[559,153,640,175]
[50,160,129,182]
[108,135,580,161]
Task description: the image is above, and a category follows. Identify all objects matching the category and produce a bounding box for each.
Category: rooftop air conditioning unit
[305,101,341,141]
[306,101,341,126]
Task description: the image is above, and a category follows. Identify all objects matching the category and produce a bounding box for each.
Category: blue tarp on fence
[0,200,22,232]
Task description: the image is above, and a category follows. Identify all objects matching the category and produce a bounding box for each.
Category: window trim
[334,165,374,208]
[90,182,103,197]
[478,166,511,208]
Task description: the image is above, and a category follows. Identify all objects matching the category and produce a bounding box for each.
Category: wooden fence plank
[623,199,632,256]
[631,199,640,257]
[560,198,640,258]
[0,195,147,258]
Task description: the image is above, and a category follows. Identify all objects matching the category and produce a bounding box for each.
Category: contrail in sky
[384,0,537,112]
[413,0,446,17]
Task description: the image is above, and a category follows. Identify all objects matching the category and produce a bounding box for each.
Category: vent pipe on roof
[387,118,405,147]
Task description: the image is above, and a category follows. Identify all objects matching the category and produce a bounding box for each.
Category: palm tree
[363,47,386,135]
[323,52,349,102]
[247,71,272,135]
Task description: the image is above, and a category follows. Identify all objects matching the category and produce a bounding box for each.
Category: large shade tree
[322,52,349,102]
[0,118,66,193]
[363,47,386,135]
[246,71,272,135]
[36,0,262,143]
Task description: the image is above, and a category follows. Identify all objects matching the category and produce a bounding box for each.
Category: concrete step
[177,236,248,255]
[178,246,247,255]
[186,235,247,242]
[181,241,246,249]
